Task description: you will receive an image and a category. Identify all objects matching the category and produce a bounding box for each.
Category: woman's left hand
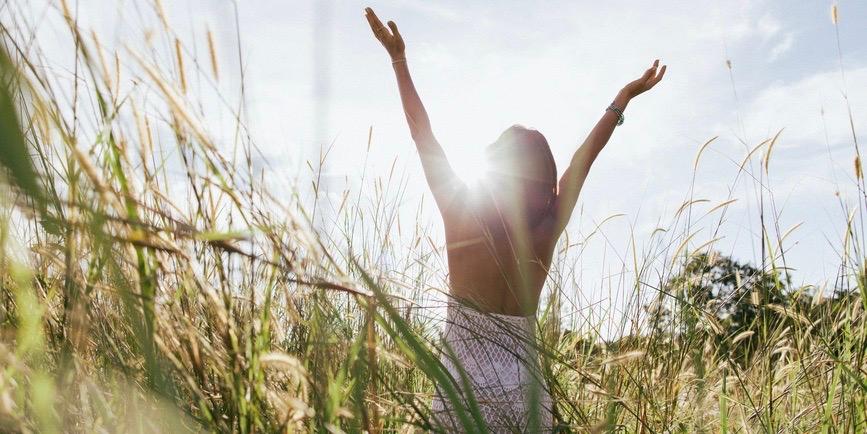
[364,7,405,60]
[622,59,667,99]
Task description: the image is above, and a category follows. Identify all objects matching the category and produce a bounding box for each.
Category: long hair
[485,124,558,215]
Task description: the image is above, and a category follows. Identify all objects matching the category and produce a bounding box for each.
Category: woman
[364,7,666,432]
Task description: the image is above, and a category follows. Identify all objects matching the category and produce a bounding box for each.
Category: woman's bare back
[443,204,558,316]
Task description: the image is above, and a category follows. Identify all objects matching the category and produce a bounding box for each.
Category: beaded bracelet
[607,103,625,126]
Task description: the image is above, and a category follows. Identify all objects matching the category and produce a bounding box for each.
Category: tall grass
[0,2,865,433]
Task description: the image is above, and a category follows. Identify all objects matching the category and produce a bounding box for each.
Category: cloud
[756,13,782,40]
[768,32,795,61]
[742,65,866,154]
[388,0,464,23]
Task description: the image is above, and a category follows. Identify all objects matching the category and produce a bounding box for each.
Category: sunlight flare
[452,146,490,188]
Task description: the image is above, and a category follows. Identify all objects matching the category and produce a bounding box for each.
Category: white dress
[430,301,554,433]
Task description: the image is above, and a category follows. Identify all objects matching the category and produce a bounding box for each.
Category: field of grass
[0,2,865,433]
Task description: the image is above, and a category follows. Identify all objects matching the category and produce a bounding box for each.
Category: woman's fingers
[652,65,667,85]
[364,7,390,40]
[387,20,401,39]
[640,60,658,82]
[364,12,379,35]
[364,7,375,26]
[365,6,382,26]
[624,59,666,96]
[642,60,665,88]
[641,66,655,81]
[649,59,659,76]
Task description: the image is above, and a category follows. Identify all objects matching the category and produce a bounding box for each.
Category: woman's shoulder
[530,213,560,259]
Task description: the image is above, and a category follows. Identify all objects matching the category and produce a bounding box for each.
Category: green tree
[652,252,792,362]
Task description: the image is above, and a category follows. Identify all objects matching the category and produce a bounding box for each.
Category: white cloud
[769,32,795,61]
[742,66,866,153]
[757,13,782,40]
[387,0,464,23]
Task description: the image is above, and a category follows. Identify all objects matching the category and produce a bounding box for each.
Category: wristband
[607,103,625,126]
[391,57,407,64]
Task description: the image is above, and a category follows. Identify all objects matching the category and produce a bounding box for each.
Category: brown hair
[485,124,558,212]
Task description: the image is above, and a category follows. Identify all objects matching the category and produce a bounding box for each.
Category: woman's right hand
[364,7,405,60]
[621,59,667,99]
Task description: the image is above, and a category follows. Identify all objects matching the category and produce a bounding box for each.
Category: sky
[9,0,867,329]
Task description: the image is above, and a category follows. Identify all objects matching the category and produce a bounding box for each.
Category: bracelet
[391,57,407,64]
[606,102,625,126]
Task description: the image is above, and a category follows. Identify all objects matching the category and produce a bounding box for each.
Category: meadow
[0,2,865,433]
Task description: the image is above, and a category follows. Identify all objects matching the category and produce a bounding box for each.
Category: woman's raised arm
[549,60,667,236]
[364,7,464,216]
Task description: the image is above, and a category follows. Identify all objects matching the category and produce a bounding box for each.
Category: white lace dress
[430,302,553,433]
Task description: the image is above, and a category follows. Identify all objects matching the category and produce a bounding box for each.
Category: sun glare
[452,147,490,188]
